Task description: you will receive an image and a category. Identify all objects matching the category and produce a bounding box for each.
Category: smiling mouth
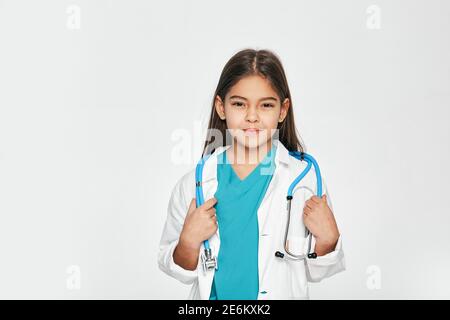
[243,128,261,135]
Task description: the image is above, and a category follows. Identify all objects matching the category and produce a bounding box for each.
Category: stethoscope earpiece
[307,252,318,259]
[275,250,318,260]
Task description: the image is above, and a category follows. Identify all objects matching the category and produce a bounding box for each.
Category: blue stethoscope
[195,148,322,273]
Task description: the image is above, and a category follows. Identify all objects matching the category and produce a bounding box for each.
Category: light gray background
[0,0,449,299]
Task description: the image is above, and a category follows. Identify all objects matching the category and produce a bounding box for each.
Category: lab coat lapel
[257,140,291,229]
[195,145,229,299]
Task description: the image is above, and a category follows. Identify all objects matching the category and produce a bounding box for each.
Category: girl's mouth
[243,128,261,136]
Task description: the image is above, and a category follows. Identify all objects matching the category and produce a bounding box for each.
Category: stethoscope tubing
[195,149,322,265]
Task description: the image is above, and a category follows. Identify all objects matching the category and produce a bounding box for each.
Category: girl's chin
[234,137,271,149]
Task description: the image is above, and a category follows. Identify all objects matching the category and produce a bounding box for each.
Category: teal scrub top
[209,143,276,300]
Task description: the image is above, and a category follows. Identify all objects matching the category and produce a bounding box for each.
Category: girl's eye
[231,102,274,108]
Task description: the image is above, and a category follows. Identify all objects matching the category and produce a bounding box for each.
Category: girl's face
[215,75,290,151]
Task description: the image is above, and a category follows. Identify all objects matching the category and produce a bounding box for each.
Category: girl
[158,49,345,300]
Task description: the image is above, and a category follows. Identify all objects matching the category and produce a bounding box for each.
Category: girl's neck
[227,139,274,166]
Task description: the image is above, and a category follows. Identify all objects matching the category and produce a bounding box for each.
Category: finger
[304,202,314,210]
[202,197,218,210]
[202,207,215,217]
[310,195,321,204]
[303,210,310,218]
[303,206,311,215]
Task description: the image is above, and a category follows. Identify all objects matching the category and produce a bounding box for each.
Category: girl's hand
[303,195,340,254]
[179,197,218,249]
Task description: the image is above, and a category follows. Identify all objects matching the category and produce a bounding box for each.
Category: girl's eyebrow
[229,95,278,102]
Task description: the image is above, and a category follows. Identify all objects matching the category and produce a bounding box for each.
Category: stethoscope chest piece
[201,248,218,273]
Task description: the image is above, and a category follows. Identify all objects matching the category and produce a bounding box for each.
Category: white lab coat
[158,139,345,299]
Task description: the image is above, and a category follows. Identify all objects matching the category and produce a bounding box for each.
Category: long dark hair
[201,48,306,157]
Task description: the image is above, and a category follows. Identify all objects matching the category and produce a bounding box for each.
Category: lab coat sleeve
[304,177,346,283]
[157,174,198,285]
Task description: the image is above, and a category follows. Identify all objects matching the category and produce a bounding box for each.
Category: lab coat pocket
[285,255,309,299]
[284,235,309,299]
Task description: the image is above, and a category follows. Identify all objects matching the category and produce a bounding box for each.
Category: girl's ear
[279,98,290,122]
[215,95,226,120]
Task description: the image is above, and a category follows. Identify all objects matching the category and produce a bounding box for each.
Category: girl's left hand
[303,194,340,252]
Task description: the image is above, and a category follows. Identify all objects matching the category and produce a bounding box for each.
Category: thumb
[187,198,197,214]
[322,194,327,201]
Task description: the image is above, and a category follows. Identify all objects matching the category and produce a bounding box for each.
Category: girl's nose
[245,106,259,122]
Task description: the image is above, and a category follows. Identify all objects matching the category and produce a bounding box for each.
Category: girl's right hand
[179,197,218,249]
